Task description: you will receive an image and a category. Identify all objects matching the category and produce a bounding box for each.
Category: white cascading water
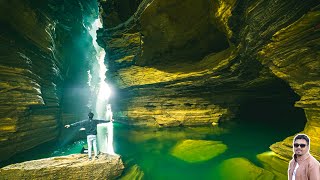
[87,19,115,155]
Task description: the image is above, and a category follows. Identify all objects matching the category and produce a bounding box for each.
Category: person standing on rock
[288,134,320,180]
[65,112,108,160]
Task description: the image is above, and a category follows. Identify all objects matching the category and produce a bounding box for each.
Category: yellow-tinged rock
[125,128,188,143]
[116,55,135,63]
[0,154,124,179]
[0,125,16,132]
[256,151,288,180]
[217,157,275,180]
[119,164,144,180]
[109,33,141,48]
[211,0,237,38]
[212,122,218,126]
[116,65,208,88]
[171,139,227,163]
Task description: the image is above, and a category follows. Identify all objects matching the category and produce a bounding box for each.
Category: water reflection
[114,122,290,180]
[1,121,292,180]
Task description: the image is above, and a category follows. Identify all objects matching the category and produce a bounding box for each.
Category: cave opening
[237,78,307,133]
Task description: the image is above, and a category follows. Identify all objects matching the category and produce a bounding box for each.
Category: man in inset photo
[288,134,320,180]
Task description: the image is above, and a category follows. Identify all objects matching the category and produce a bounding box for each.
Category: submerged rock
[170,139,227,163]
[0,154,124,180]
[217,157,274,180]
[256,151,288,180]
[119,164,144,180]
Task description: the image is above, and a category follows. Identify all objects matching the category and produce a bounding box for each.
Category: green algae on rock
[256,151,288,180]
[119,164,144,180]
[217,157,275,180]
[170,139,227,163]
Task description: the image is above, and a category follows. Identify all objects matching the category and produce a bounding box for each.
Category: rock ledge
[0,154,124,180]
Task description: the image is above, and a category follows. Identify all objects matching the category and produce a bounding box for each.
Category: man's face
[294,139,309,156]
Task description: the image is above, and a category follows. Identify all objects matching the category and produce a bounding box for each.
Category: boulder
[256,151,288,180]
[217,157,274,180]
[170,139,227,163]
[119,164,144,180]
[0,154,124,180]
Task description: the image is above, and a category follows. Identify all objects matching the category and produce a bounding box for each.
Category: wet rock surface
[0,154,124,180]
[0,0,319,166]
[171,139,227,163]
[98,0,320,161]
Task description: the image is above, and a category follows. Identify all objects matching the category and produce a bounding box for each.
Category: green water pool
[1,121,299,179]
[113,121,293,180]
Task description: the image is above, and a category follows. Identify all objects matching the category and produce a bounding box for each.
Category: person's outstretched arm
[65,119,87,128]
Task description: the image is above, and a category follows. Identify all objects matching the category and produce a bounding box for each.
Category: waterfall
[87,19,115,155]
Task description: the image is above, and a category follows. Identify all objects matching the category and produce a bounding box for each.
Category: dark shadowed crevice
[99,0,143,28]
[237,78,306,132]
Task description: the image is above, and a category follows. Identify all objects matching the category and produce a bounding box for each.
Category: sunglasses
[294,143,307,148]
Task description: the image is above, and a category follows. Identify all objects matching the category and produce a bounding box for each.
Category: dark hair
[88,112,94,119]
[294,134,310,145]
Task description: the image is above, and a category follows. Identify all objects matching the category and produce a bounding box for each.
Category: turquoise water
[0,140,86,167]
[1,121,299,179]
[113,121,294,180]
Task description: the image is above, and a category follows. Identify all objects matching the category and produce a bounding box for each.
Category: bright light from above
[98,81,111,101]
[88,18,112,119]
[87,18,115,155]
[87,70,92,87]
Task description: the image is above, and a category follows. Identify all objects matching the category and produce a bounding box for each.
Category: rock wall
[97,0,320,159]
[258,6,320,160]
[0,0,97,161]
[0,0,319,164]
[98,0,241,127]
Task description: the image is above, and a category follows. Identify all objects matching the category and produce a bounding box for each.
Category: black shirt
[70,119,108,135]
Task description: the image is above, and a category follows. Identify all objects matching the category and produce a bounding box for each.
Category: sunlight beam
[87,18,115,155]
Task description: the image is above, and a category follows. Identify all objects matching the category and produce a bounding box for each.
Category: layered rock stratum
[0,0,319,166]
[0,154,124,179]
[97,0,320,160]
[0,0,98,160]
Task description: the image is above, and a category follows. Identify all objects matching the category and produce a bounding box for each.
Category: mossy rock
[217,157,274,180]
[119,164,144,180]
[256,151,288,180]
[170,139,227,163]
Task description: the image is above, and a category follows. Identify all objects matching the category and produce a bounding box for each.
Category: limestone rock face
[138,0,229,66]
[98,1,315,122]
[1,0,319,167]
[0,0,98,161]
[258,8,320,160]
[98,0,320,161]
[99,0,242,127]
[0,154,124,180]
[99,0,143,28]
